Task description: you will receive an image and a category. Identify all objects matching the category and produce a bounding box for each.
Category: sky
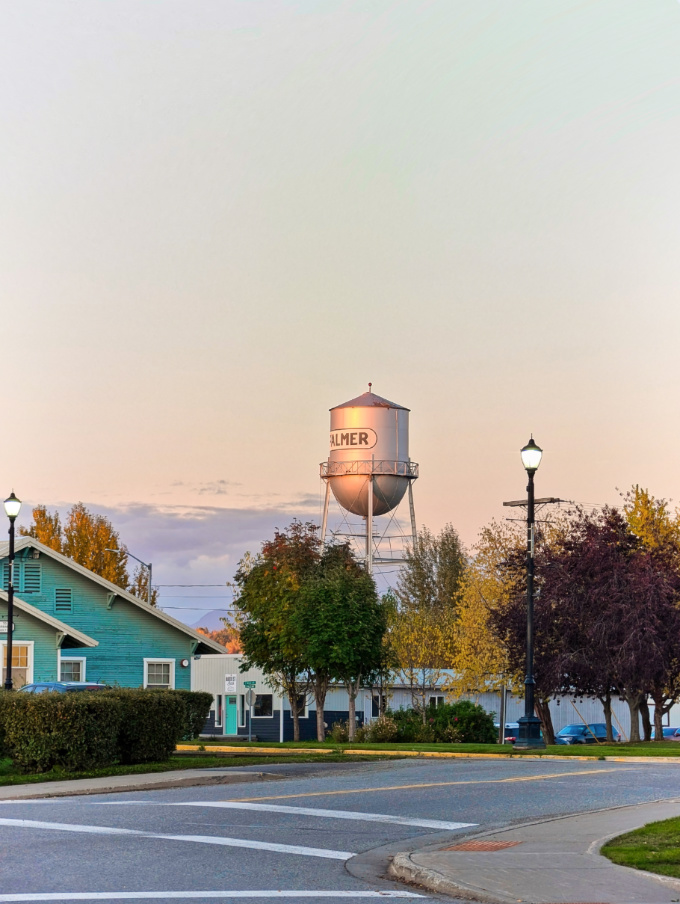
[2,1,680,624]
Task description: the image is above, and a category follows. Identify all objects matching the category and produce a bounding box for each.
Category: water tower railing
[320,460,419,479]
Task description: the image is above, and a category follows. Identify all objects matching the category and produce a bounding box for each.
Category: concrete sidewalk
[390,798,680,904]
[0,766,274,801]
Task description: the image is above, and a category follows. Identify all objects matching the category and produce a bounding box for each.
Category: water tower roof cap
[331,390,409,412]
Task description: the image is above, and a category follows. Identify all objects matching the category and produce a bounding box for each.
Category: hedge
[2,691,122,772]
[390,700,497,744]
[0,688,213,773]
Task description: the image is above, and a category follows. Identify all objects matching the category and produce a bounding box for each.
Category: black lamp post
[3,492,22,691]
[515,439,546,750]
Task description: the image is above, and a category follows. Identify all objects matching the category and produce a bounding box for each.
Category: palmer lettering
[329,428,377,449]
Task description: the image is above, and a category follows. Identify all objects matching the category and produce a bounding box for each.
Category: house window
[55,589,73,613]
[60,658,85,682]
[1,643,32,688]
[372,694,386,718]
[23,563,41,593]
[143,659,175,689]
[214,695,223,728]
[429,695,445,708]
[238,695,246,727]
[253,694,273,717]
[292,694,308,718]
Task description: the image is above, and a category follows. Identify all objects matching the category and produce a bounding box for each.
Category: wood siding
[0,549,201,688]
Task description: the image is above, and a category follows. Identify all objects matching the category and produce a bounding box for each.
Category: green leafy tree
[294,543,386,741]
[233,522,319,741]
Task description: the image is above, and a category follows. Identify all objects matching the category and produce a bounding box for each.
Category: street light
[3,492,22,690]
[106,548,153,605]
[515,437,546,750]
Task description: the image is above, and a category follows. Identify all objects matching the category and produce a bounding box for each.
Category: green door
[226,696,237,735]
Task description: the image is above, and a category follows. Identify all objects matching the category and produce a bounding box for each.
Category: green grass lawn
[183,738,680,758]
[601,816,680,878]
[0,752,378,787]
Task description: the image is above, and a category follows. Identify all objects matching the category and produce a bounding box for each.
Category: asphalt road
[1,756,679,903]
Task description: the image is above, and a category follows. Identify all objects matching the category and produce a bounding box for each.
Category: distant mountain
[189,609,232,631]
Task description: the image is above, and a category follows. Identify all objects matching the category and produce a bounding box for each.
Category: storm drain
[441,839,523,851]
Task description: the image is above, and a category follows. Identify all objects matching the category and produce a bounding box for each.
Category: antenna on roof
[368,382,372,392]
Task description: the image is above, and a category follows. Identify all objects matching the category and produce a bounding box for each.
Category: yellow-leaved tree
[21,503,158,605]
[389,524,466,720]
[446,519,524,700]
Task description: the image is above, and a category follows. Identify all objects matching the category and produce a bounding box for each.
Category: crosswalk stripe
[95,800,475,832]
[0,819,352,861]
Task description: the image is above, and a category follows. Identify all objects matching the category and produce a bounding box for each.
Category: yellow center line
[227,768,624,802]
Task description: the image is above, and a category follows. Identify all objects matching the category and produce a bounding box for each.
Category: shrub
[114,689,186,764]
[365,714,399,743]
[390,708,434,743]
[171,690,214,740]
[2,691,122,773]
[388,701,496,744]
[0,687,212,773]
[328,720,350,742]
[0,690,15,757]
[428,700,496,744]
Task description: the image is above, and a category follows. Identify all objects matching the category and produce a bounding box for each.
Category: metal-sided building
[193,655,676,742]
[193,654,373,741]
[0,538,227,689]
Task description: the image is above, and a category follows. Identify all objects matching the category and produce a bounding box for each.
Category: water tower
[320,385,418,573]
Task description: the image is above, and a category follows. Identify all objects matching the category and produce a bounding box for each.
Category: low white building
[192,654,678,741]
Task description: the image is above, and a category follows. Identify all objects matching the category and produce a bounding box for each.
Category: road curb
[178,744,680,764]
[0,770,273,802]
[389,851,506,904]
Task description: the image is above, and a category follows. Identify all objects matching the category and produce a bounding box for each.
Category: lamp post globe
[4,492,21,520]
[3,492,21,691]
[520,437,543,474]
[515,441,546,750]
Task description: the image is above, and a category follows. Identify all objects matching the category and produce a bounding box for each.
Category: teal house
[0,538,226,689]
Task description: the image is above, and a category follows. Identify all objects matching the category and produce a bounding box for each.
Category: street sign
[244,680,256,688]
[0,621,14,633]
[225,675,237,694]
[245,689,256,707]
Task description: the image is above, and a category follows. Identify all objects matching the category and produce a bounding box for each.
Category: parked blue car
[18,682,110,693]
[555,723,620,744]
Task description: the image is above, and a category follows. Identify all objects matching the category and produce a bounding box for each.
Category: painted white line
[96,800,474,832]
[0,893,426,901]
[0,819,352,861]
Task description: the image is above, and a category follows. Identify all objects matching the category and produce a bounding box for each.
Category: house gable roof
[0,538,228,655]
[0,589,98,648]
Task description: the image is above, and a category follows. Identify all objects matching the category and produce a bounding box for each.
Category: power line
[158,595,234,599]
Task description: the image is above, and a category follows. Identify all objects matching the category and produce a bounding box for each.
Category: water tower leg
[320,480,331,549]
[366,476,374,574]
[408,480,417,547]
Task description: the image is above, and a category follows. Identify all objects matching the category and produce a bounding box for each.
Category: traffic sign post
[245,687,256,741]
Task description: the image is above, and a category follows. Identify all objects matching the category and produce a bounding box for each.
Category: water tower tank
[321,389,417,517]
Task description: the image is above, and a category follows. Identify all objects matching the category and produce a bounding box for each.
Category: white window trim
[143,658,175,689]
[285,694,309,719]
[253,693,274,719]
[1,640,34,686]
[238,694,246,728]
[58,655,86,683]
[214,694,223,728]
